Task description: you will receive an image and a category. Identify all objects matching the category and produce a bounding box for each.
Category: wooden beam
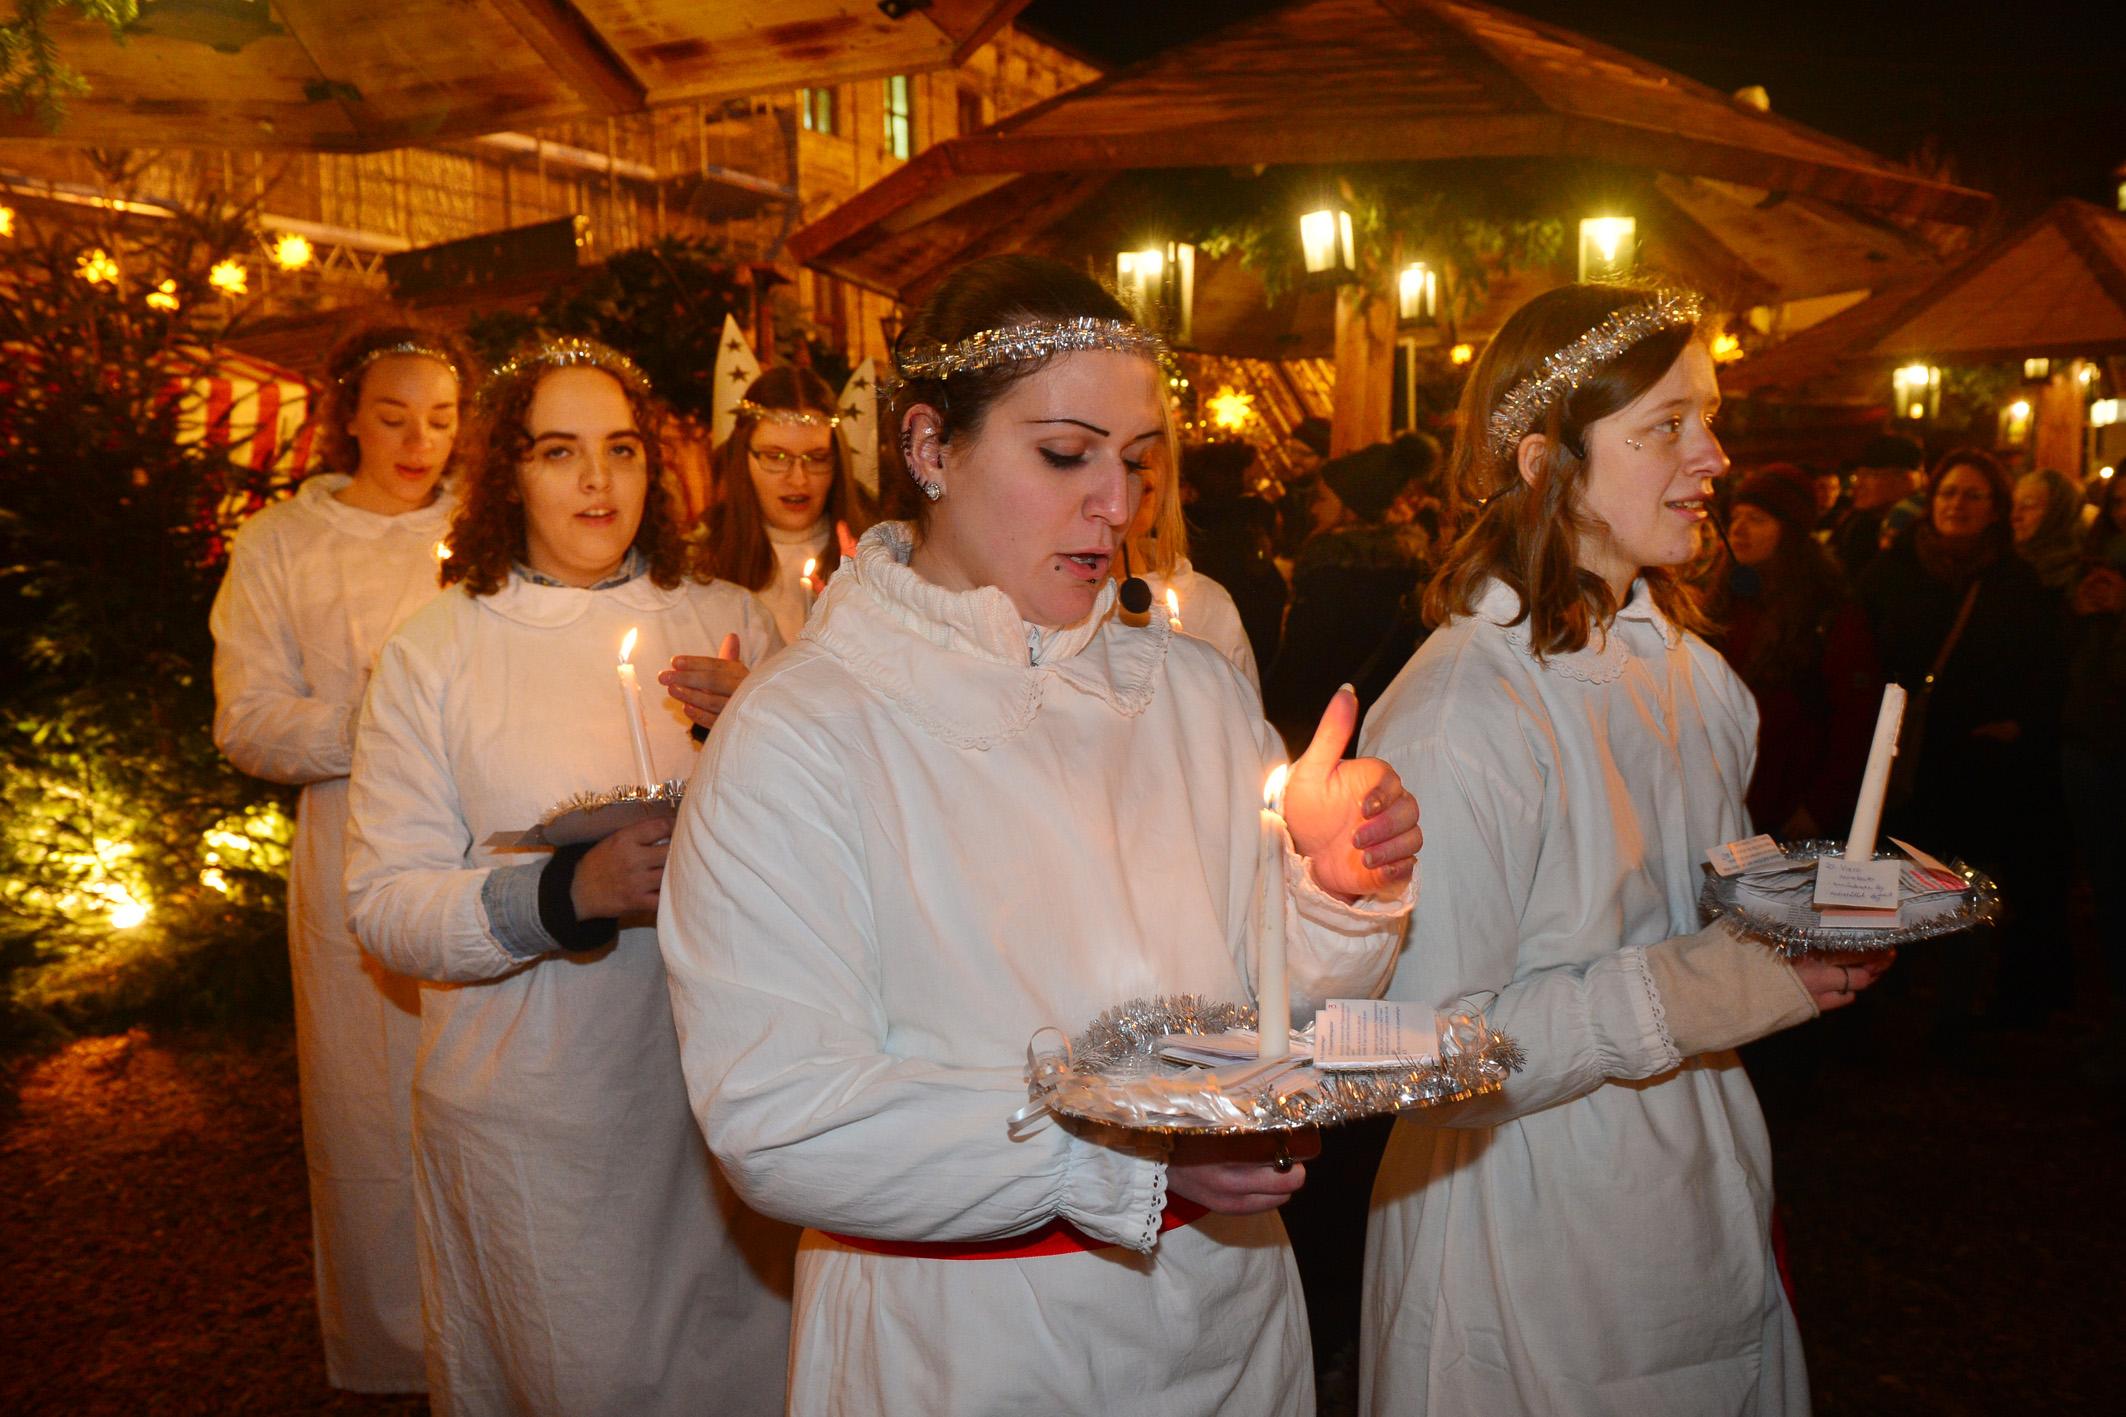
[488,0,647,116]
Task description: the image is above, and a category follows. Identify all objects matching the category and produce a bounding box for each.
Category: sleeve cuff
[1286,842,1417,926]
[1591,945,1684,1080]
[480,862,555,959]
[537,842,618,954]
[1057,1123,1174,1254]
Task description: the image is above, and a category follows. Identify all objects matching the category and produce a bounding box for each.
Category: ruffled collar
[293,472,455,540]
[804,521,1167,748]
[476,565,690,628]
[1476,577,1680,685]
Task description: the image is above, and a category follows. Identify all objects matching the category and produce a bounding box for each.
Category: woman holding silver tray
[658,255,1422,1416]
[344,339,789,1415]
[1357,282,1888,1415]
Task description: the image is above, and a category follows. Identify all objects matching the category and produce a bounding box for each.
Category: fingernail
[1362,850,1380,868]
[1338,682,1355,696]
[1363,795,1381,815]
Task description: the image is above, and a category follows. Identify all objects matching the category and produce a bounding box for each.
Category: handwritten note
[1814,855,1904,912]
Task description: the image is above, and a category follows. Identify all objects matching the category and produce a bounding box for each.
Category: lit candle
[1845,683,1907,861]
[801,556,819,604]
[616,627,658,787]
[1165,587,1183,631]
[1257,764,1291,1059]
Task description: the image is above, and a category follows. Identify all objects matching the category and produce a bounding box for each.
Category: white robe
[1145,557,1261,699]
[344,571,793,1417]
[1355,580,1807,1417]
[209,472,450,1391]
[658,522,1411,1417]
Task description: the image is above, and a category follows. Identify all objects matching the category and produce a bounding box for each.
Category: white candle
[1166,587,1183,631]
[616,627,658,787]
[1845,683,1907,861]
[1257,764,1291,1059]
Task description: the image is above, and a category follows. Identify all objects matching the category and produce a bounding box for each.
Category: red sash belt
[825,1197,1208,1260]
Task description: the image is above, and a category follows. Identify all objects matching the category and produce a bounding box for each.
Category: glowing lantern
[1449,343,1475,366]
[1892,364,1940,422]
[1397,261,1439,326]
[1115,241,1195,343]
[272,231,314,270]
[209,258,249,296]
[1206,388,1255,433]
[2092,399,2122,429]
[76,247,120,284]
[1578,216,1635,281]
[2023,357,2052,381]
[1299,205,1356,279]
[2000,399,2032,445]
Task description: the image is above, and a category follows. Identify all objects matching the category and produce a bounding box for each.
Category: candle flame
[802,557,818,580]
[1165,588,1182,623]
[1263,763,1290,812]
[619,627,639,664]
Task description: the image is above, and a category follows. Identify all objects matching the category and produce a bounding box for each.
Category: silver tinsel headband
[483,337,652,407]
[894,316,1169,383]
[342,338,463,386]
[735,398,840,429]
[1485,289,1706,458]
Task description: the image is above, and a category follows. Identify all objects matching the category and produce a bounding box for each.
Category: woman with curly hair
[344,339,791,1415]
[210,317,474,1393]
[698,365,873,643]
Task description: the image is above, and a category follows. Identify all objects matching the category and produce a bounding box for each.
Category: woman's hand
[659,633,747,731]
[1166,1130,1322,1215]
[1280,686,1422,899]
[569,815,672,920]
[1792,950,1895,1013]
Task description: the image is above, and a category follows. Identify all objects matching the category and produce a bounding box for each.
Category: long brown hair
[441,344,689,596]
[316,317,478,477]
[1426,282,1714,654]
[698,366,870,592]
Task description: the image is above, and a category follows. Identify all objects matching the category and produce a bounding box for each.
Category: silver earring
[920,480,943,502]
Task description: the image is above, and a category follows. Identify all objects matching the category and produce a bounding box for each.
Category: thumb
[1295,684,1358,775]
[717,632,741,661]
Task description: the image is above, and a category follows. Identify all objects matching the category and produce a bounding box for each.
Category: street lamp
[2022,357,2052,381]
[1116,240,1195,343]
[1892,363,1940,422]
[1299,205,1355,279]
[1397,260,1439,326]
[1578,216,1635,282]
[2000,399,2032,445]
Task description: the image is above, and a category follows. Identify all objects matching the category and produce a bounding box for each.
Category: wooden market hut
[1724,199,2126,475]
[788,0,1989,453]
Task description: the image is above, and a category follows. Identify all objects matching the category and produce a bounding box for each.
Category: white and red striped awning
[157,343,318,478]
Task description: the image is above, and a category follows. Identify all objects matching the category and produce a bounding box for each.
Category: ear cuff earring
[901,428,943,501]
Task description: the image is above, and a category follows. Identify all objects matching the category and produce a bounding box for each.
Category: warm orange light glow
[433,540,451,561]
[209,258,248,296]
[1449,343,1475,366]
[1206,388,1255,432]
[1165,588,1182,629]
[619,627,640,664]
[1264,763,1290,813]
[76,248,119,284]
[1710,332,1743,362]
[271,232,314,270]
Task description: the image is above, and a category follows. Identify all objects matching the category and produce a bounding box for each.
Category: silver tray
[1026,995,1523,1136]
[1698,838,2001,957]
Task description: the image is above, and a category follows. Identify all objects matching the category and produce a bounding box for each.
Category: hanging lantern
[1999,399,2033,445]
[1892,363,1940,422]
[1396,261,1439,326]
[2022,357,2052,382]
[1578,216,1635,282]
[1115,240,1195,343]
[1299,205,1356,279]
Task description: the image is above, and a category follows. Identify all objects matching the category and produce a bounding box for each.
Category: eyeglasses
[750,447,835,475]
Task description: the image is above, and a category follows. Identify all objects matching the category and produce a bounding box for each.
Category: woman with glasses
[698,367,873,643]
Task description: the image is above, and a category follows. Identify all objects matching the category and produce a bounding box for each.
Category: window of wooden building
[800,87,837,135]
[883,75,913,160]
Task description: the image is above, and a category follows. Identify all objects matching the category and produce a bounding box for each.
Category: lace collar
[1475,578,1680,685]
[804,521,1166,748]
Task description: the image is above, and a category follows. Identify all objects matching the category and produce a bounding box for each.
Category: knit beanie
[1734,464,1817,533]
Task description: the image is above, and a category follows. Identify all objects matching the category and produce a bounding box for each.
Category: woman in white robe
[658,255,1423,1417]
[209,323,472,1391]
[1356,283,1891,1416]
[344,340,792,1416]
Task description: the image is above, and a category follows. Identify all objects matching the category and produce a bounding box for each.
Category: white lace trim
[1137,1157,1173,1254]
[1627,944,1684,1072]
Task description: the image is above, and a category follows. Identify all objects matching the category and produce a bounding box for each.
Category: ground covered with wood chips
[3,964,2121,1414]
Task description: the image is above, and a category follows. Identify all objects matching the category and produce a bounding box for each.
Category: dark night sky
[1018,0,2123,221]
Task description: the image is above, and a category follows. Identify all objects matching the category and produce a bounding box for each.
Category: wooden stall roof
[1725,200,2126,396]
[792,0,1989,292]
[1,0,1030,152]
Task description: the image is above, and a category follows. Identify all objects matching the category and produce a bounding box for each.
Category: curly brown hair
[441,345,689,596]
[698,366,874,591]
[1426,281,1715,655]
[315,318,478,477]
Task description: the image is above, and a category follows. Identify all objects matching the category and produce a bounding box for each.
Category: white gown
[1355,580,1807,1417]
[209,472,451,1392]
[1145,557,1261,698]
[658,522,1412,1417]
[344,570,793,1417]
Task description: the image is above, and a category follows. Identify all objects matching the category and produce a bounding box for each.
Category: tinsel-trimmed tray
[521,782,686,847]
[1699,839,2000,958]
[1024,995,1523,1135]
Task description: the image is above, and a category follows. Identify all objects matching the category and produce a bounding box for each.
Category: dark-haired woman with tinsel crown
[344,339,791,1415]
[659,255,1422,1416]
[210,319,474,1393]
[1357,284,1887,1415]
